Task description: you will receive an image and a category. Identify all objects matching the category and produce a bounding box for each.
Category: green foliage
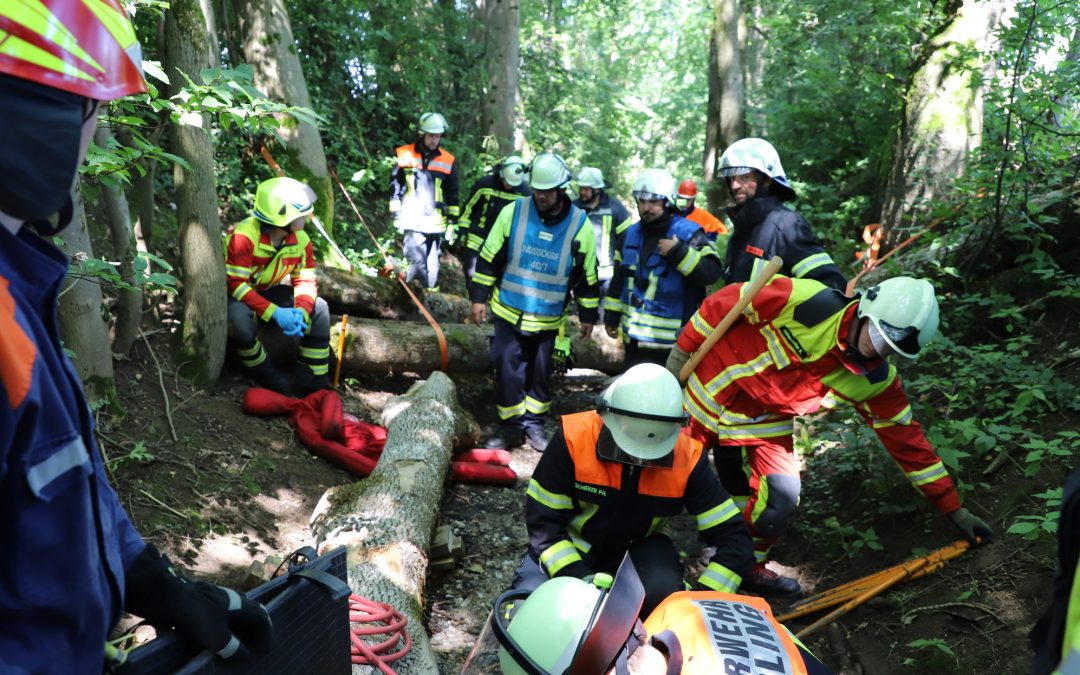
[904,638,958,668]
[1008,486,1063,540]
[108,441,156,470]
[821,517,884,557]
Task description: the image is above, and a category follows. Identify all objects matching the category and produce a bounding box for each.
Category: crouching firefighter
[510,363,753,618]
[225,176,331,395]
[463,554,834,674]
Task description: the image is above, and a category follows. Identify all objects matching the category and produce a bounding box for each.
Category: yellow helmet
[252,177,315,228]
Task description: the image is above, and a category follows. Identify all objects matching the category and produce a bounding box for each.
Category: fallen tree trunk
[328,317,626,375]
[316,267,423,320]
[309,371,476,674]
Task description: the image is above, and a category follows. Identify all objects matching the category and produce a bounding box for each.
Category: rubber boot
[293,364,332,397]
[245,359,292,395]
[524,425,552,452]
[739,562,803,598]
[484,425,525,450]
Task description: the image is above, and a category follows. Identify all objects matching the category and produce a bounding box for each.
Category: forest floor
[101,258,1073,675]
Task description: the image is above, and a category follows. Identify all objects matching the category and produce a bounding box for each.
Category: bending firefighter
[512,364,753,617]
[471,152,600,452]
[667,275,994,597]
[225,176,332,395]
[465,554,833,674]
[0,1,271,670]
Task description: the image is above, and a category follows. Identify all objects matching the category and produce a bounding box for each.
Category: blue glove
[272,308,306,337]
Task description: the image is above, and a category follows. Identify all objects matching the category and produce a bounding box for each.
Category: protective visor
[596,427,675,469]
[718,166,757,179]
[632,190,668,202]
[872,319,922,358]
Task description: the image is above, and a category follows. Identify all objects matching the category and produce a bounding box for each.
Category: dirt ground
[102,321,1066,674]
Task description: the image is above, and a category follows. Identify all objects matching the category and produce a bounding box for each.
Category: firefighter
[225,176,331,395]
[1032,465,1080,675]
[471,152,600,451]
[604,169,723,368]
[0,2,271,670]
[667,275,995,596]
[675,178,729,239]
[718,138,846,291]
[390,111,460,291]
[487,557,834,675]
[511,364,753,617]
[573,167,633,307]
[456,155,531,294]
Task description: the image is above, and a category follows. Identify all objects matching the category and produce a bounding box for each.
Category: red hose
[349,593,412,673]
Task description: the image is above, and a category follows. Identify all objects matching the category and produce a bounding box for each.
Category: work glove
[948,507,994,545]
[272,307,307,337]
[552,334,575,374]
[125,544,273,661]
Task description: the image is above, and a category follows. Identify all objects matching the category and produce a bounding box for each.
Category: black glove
[125,544,273,660]
[552,335,574,374]
[948,507,994,546]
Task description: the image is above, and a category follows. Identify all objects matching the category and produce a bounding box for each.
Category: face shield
[596,427,675,470]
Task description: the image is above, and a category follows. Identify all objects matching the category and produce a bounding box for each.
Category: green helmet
[632,168,676,203]
[857,277,940,358]
[529,152,571,190]
[596,363,687,461]
[718,137,796,201]
[252,177,315,228]
[576,167,605,190]
[418,111,447,134]
[500,155,526,187]
[498,577,603,675]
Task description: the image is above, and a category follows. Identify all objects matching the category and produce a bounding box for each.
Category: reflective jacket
[644,592,810,675]
[390,142,460,234]
[573,192,632,281]
[677,275,960,514]
[0,228,146,673]
[460,173,531,252]
[724,195,845,292]
[604,213,722,347]
[224,216,318,323]
[525,411,752,593]
[683,205,729,238]
[471,196,599,333]
[1032,466,1080,675]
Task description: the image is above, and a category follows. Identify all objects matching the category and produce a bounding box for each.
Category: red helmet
[0,0,147,100]
[677,179,698,199]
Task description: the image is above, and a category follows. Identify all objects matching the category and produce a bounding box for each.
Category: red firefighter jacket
[224,217,318,322]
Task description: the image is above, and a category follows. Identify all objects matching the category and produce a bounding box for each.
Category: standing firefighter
[456,155,531,294]
[0,1,271,670]
[471,152,599,451]
[511,364,753,617]
[225,176,332,395]
[573,166,633,306]
[390,111,460,291]
[718,138,846,291]
[604,169,722,368]
[667,275,994,596]
[676,178,729,239]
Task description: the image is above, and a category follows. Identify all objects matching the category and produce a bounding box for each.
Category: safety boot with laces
[484,426,525,450]
[525,426,552,452]
[740,562,803,598]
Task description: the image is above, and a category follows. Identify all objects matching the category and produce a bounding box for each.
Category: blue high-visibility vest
[498,198,588,317]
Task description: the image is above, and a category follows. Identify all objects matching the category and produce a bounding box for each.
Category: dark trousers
[403,230,442,289]
[227,286,331,370]
[510,535,684,617]
[624,340,672,368]
[491,318,554,434]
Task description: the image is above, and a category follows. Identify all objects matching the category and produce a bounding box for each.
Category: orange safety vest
[644,591,809,675]
[395,144,455,175]
[685,206,729,236]
[563,411,703,499]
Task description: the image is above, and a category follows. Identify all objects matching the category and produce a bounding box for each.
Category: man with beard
[471,153,599,452]
[718,138,846,291]
[604,169,722,367]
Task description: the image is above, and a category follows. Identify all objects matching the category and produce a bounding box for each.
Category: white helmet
[500,155,526,187]
[632,169,676,203]
[497,577,603,675]
[597,363,687,460]
[857,277,940,358]
[576,167,605,189]
[418,111,447,134]
[718,138,796,201]
[529,152,572,190]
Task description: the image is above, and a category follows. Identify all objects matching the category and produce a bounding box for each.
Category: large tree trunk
[310,372,472,675]
[58,184,116,406]
[315,268,433,320]
[479,0,521,155]
[164,0,228,385]
[236,0,334,234]
[879,0,1009,246]
[704,0,746,213]
[94,125,142,357]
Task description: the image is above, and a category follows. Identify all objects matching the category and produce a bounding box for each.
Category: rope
[349,593,412,674]
[329,166,450,371]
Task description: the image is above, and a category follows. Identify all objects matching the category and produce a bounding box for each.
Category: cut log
[329,317,626,376]
[316,267,424,320]
[309,371,476,674]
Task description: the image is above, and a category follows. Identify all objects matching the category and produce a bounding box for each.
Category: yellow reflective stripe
[307,362,329,375]
[1,4,101,81]
[232,282,254,301]
[473,272,497,287]
[703,351,774,396]
[225,264,251,277]
[714,419,795,441]
[643,273,659,302]
[646,516,670,537]
[568,502,599,553]
[299,345,328,360]
[698,563,742,593]
[527,479,573,510]
[466,233,485,250]
[759,324,791,369]
[539,540,583,576]
[676,246,702,275]
[448,205,461,217]
[908,461,948,487]
[791,252,836,278]
[235,341,266,367]
[524,396,551,414]
[497,401,526,420]
[820,365,897,402]
[872,404,913,429]
[603,297,624,312]
[578,296,599,309]
[688,312,713,339]
[696,498,741,530]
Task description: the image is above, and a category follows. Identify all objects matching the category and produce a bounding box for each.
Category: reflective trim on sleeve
[791,252,836,278]
[675,246,702,275]
[908,461,949,487]
[527,479,573,510]
[540,540,584,576]
[697,562,742,593]
[696,499,741,531]
[27,437,89,494]
[871,404,913,429]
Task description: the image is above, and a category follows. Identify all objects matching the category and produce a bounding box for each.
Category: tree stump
[309,372,475,674]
